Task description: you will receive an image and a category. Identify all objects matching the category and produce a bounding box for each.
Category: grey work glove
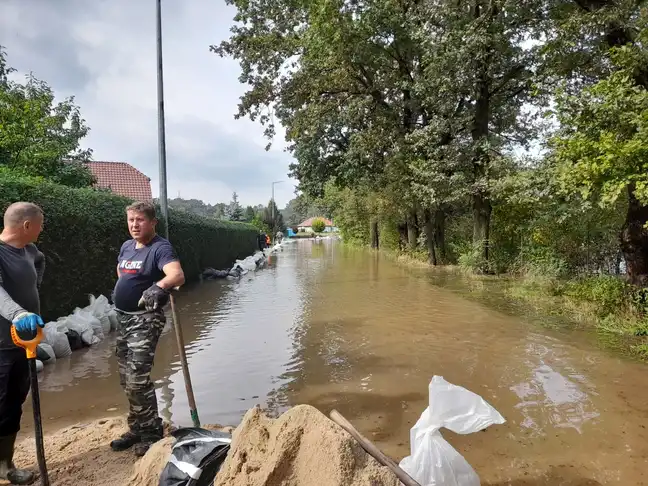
[139,284,170,311]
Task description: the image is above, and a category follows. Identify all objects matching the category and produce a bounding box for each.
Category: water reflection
[510,338,600,436]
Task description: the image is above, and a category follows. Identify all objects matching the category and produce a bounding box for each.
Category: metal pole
[156,0,200,428]
[156,0,168,229]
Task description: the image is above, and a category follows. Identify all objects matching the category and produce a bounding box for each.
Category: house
[86,161,153,201]
[297,217,338,233]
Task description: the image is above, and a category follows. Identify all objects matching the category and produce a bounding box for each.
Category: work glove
[139,284,170,311]
[12,312,44,333]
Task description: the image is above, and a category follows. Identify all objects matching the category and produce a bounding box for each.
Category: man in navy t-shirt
[110,201,185,457]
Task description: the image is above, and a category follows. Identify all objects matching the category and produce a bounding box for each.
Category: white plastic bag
[43,322,72,358]
[399,376,506,486]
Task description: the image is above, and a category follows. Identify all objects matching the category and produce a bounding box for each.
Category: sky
[0,0,298,208]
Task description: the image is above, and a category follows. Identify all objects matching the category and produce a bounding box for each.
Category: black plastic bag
[158,428,231,486]
[36,345,51,362]
[65,329,86,351]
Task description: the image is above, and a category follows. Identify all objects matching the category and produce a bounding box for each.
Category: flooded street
[26,240,648,485]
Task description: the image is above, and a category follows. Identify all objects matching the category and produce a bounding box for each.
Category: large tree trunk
[407,211,419,249]
[471,92,492,263]
[433,208,447,263]
[473,194,492,263]
[370,220,380,249]
[470,0,493,265]
[397,223,408,250]
[620,185,648,286]
[422,209,438,265]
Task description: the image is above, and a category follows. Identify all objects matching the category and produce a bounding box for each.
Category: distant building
[86,161,153,201]
[297,217,338,233]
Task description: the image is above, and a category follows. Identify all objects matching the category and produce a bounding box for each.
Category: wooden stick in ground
[329,410,421,486]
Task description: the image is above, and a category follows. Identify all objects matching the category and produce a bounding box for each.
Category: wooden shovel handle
[329,409,422,486]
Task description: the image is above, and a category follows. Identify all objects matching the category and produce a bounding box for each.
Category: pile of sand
[12,417,138,486]
[214,405,398,486]
[11,405,398,486]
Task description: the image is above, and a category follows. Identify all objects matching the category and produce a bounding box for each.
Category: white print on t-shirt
[118,259,144,273]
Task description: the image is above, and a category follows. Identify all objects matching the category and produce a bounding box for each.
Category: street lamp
[271,180,284,239]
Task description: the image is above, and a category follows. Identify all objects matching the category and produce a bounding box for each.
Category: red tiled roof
[298,217,334,227]
[86,161,152,201]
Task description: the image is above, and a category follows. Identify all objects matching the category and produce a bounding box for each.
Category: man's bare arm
[157,261,185,290]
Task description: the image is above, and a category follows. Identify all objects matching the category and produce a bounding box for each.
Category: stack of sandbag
[87,294,119,333]
[39,294,120,364]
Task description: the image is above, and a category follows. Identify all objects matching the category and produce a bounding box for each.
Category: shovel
[11,325,49,486]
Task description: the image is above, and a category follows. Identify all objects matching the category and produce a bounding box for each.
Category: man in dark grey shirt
[0,202,46,485]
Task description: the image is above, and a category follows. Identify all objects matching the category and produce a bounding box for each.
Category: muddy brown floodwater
[20,239,648,485]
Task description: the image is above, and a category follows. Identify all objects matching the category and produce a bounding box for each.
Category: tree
[212,203,228,220]
[0,47,95,187]
[262,199,285,234]
[227,191,244,221]
[251,214,270,234]
[542,0,648,286]
[244,205,256,222]
[311,218,326,233]
[551,57,648,285]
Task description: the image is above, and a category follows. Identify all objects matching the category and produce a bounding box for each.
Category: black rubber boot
[131,428,163,457]
[110,431,141,452]
[0,434,35,485]
[132,439,157,458]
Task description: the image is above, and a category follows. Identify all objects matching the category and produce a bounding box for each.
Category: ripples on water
[33,239,648,484]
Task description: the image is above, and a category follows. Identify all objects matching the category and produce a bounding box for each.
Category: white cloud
[0,0,298,208]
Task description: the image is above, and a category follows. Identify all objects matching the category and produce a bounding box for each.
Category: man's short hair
[126,201,157,220]
[3,202,44,227]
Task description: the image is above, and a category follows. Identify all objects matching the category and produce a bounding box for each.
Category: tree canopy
[0,47,95,187]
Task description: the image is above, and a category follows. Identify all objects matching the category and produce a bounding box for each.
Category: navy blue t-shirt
[112,235,178,312]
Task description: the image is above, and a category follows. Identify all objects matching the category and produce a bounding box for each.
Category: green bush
[563,275,630,316]
[0,171,258,320]
[311,218,326,233]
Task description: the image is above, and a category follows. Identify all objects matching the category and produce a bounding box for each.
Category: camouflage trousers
[115,310,165,439]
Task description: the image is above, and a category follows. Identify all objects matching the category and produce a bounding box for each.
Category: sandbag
[108,309,119,332]
[37,343,56,364]
[158,428,231,486]
[74,308,104,342]
[62,311,97,346]
[43,322,72,358]
[35,360,44,373]
[87,294,112,334]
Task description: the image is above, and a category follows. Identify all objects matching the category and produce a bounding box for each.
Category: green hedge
[0,171,258,320]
